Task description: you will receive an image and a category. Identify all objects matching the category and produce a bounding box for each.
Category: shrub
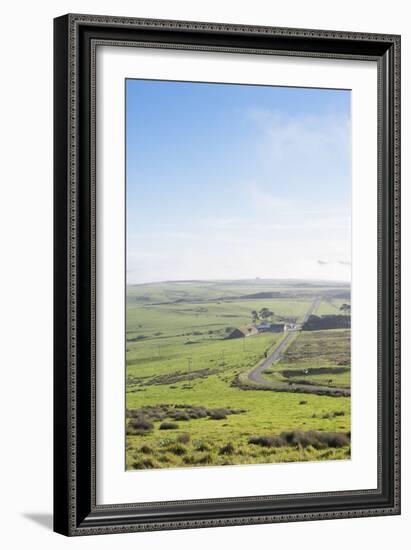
[144,407,166,420]
[208,411,226,420]
[299,400,308,405]
[140,445,153,454]
[168,443,187,456]
[322,410,346,419]
[195,441,210,452]
[159,422,179,430]
[128,417,154,434]
[132,457,158,469]
[195,453,213,464]
[219,442,235,455]
[187,407,208,419]
[170,411,191,421]
[207,409,227,420]
[248,435,282,448]
[177,433,190,444]
[249,431,350,450]
[317,432,350,448]
[157,454,171,464]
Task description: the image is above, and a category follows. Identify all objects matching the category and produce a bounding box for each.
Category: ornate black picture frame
[53,13,400,536]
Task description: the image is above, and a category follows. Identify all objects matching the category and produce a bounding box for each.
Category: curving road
[247,299,319,386]
[247,331,295,385]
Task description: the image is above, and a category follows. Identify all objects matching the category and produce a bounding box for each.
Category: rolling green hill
[126,279,351,470]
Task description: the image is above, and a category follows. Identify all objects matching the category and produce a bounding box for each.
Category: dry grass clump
[219,442,235,455]
[131,457,159,469]
[322,410,346,419]
[196,453,213,464]
[177,433,190,444]
[194,441,210,452]
[168,443,187,456]
[248,435,280,448]
[249,430,350,450]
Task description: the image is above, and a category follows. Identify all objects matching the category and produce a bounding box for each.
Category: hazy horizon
[126,80,351,284]
[127,276,351,287]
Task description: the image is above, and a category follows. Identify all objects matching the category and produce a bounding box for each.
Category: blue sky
[126,79,351,284]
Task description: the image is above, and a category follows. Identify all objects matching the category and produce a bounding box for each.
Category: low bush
[170,411,191,421]
[249,431,350,450]
[299,400,308,405]
[157,454,172,464]
[168,443,187,456]
[322,410,346,419]
[195,453,213,464]
[187,407,208,419]
[128,417,154,434]
[219,442,235,455]
[177,433,190,444]
[208,410,226,420]
[159,422,179,430]
[248,435,282,448]
[194,441,210,452]
[131,457,158,469]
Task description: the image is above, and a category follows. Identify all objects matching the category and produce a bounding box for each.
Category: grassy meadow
[126,280,351,470]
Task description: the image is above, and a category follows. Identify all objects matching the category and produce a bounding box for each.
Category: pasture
[126,280,351,469]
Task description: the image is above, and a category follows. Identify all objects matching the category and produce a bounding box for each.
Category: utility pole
[187,356,192,388]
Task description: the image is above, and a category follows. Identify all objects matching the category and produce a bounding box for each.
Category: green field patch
[282,328,350,365]
[126,281,351,469]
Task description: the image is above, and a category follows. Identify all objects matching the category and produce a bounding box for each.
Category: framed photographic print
[53,14,401,536]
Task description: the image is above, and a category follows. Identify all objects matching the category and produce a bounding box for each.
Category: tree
[259,307,274,320]
[251,310,259,324]
[340,303,351,315]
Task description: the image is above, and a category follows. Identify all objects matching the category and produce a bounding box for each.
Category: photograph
[125,79,352,470]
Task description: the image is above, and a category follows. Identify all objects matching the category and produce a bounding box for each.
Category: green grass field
[263,330,351,388]
[126,280,351,470]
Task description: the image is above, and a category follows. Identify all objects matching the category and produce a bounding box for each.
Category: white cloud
[249,108,351,197]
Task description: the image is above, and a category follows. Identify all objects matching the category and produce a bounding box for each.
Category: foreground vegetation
[126,280,351,469]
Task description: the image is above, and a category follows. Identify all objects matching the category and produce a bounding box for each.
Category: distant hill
[127,279,350,306]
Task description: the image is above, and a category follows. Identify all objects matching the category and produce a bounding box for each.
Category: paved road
[247,299,319,386]
[247,330,296,385]
[301,298,320,325]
